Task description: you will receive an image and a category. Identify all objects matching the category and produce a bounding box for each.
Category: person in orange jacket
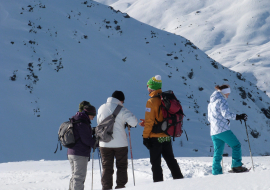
[140,75,184,182]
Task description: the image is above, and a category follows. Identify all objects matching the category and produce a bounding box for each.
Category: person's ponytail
[215,84,230,91]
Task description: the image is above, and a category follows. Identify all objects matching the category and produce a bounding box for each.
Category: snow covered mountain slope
[94,0,270,97]
[1,0,270,163]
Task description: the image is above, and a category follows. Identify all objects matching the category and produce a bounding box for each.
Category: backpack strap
[150,93,162,100]
[54,118,91,154]
[69,118,88,144]
[112,104,122,118]
[95,105,122,143]
[150,93,163,116]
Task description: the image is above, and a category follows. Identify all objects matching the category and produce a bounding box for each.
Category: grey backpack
[54,119,84,153]
[95,105,122,142]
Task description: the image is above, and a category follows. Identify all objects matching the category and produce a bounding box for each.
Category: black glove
[143,138,151,150]
[125,123,135,128]
[236,113,248,121]
[92,127,96,136]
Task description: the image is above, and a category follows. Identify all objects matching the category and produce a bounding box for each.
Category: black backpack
[54,118,84,153]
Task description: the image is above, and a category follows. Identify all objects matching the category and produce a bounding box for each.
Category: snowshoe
[228,166,251,173]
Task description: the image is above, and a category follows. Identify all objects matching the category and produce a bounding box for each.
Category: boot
[232,166,248,173]
[115,186,125,189]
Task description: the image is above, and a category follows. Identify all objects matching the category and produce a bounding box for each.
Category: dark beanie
[79,101,91,112]
[112,91,125,102]
[84,105,96,116]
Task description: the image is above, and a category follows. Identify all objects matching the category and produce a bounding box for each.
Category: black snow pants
[149,138,184,182]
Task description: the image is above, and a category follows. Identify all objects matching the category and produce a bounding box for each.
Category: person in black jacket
[67,101,96,190]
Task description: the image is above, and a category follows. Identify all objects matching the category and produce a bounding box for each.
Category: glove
[92,127,96,136]
[143,138,151,149]
[125,123,136,128]
[236,113,248,121]
[92,136,99,148]
[125,123,129,128]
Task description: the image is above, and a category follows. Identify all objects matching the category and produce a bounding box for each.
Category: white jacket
[97,97,138,148]
[208,91,236,136]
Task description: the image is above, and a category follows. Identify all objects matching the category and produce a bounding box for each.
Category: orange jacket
[143,89,168,138]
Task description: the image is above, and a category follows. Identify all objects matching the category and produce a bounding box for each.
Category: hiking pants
[149,138,183,182]
[100,147,128,190]
[68,155,89,190]
[211,130,242,175]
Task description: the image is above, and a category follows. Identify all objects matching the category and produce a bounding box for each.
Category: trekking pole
[127,125,135,186]
[98,148,102,178]
[91,141,98,190]
[91,149,95,190]
[244,121,255,171]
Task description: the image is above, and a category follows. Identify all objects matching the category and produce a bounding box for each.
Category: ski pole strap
[54,143,59,154]
[184,130,188,141]
[54,141,62,154]
[239,119,243,124]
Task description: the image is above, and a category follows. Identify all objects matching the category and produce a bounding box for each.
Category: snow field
[0,157,270,190]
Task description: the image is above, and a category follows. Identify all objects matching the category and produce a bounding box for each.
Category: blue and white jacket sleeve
[219,99,236,120]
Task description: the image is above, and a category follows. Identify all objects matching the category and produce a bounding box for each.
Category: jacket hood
[149,89,162,97]
[72,111,90,123]
[210,91,226,103]
[107,97,124,106]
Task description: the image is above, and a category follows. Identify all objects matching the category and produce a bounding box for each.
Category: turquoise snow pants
[211,130,242,175]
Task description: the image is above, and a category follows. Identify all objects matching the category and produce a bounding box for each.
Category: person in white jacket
[208,84,248,175]
[97,91,138,190]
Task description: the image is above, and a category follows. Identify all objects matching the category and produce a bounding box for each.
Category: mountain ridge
[94,0,270,97]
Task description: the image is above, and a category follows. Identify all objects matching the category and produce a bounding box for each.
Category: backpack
[95,105,122,142]
[54,118,84,153]
[151,90,185,141]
